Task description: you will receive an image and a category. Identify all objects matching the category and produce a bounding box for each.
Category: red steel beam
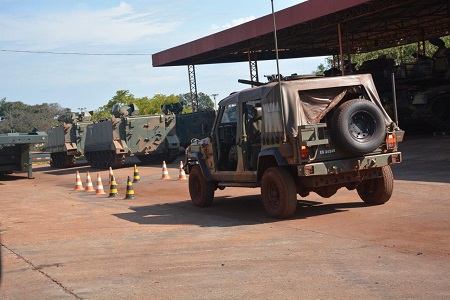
[152,0,373,67]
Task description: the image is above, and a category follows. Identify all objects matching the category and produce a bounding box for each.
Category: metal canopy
[152,0,450,67]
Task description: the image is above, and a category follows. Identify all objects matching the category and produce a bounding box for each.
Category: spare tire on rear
[331,99,386,156]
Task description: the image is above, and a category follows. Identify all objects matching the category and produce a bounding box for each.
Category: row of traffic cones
[161,161,187,180]
[74,161,186,198]
[74,164,140,200]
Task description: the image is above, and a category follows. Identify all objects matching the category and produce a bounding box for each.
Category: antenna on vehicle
[270,0,287,143]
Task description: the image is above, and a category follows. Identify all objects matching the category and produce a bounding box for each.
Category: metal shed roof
[152,0,450,67]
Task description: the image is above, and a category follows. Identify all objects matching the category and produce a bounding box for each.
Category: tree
[91,91,182,121]
[313,63,326,75]
[179,92,214,112]
[312,36,450,73]
[92,90,137,120]
[0,98,70,133]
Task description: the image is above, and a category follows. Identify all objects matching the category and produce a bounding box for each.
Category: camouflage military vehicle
[161,103,216,148]
[176,110,216,148]
[84,104,180,168]
[356,47,450,132]
[185,74,404,218]
[46,112,92,167]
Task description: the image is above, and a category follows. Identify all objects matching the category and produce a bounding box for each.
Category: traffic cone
[85,171,95,192]
[161,160,171,180]
[178,161,187,180]
[124,176,135,199]
[108,175,119,198]
[132,164,140,183]
[74,170,84,191]
[95,173,106,195]
[109,167,114,186]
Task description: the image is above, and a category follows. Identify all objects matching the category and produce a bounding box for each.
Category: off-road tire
[261,167,297,218]
[188,165,215,207]
[357,166,394,204]
[331,99,386,155]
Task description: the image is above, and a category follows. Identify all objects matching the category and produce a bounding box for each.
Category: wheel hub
[349,112,375,141]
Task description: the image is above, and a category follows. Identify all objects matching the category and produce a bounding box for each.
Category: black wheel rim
[349,111,375,142]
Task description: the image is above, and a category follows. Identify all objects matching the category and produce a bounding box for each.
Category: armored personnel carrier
[46,112,92,167]
[161,103,216,148]
[357,44,450,132]
[185,74,404,218]
[84,104,180,168]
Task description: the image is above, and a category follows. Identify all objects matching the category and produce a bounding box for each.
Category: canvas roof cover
[219,74,393,144]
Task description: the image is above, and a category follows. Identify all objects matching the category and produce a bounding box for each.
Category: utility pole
[211,94,218,111]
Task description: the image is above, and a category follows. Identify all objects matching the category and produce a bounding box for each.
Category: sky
[0,0,327,112]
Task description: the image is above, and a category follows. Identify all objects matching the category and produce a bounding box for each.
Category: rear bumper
[297,152,402,177]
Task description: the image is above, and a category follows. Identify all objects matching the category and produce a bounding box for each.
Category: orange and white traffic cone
[74,170,84,191]
[178,161,187,180]
[161,161,171,180]
[85,171,95,192]
[95,173,106,195]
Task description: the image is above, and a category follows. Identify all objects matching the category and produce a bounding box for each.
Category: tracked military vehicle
[161,103,216,148]
[357,44,450,132]
[46,112,92,167]
[84,104,180,168]
[185,74,404,218]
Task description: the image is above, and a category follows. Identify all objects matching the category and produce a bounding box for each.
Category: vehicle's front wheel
[188,165,215,207]
[261,167,297,218]
[357,166,394,204]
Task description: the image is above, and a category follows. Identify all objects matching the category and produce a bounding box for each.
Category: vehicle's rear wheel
[261,167,297,218]
[188,165,214,207]
[331,99,386,155]
[357,166,394,204]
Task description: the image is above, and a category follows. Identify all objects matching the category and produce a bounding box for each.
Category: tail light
[386,133,397,150]
[300,145,309,159]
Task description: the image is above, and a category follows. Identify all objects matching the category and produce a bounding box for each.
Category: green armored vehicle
[161,103,216,148]
[176,111,216,148]
[84,104,180,168]
[185,74,404,218]
[46,111,92,167]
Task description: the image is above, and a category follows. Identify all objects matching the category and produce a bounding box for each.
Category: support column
[338,22,345,76]
[248,51,259,86]
[188,65,198,112]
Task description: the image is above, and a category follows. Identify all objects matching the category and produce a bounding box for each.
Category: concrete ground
[0,134,449,299]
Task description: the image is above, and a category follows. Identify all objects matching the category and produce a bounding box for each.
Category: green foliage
[313,63,326,75]
[0,97,70,133]
[179,92,214,112]
[147,94,180,114]
[1,89,216,132]
[92,90,136,120]
[313,36,450,72]
[91,90,182,120]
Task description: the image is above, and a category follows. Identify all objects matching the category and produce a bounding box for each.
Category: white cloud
[0,2,180,49]
[211,16,256,31]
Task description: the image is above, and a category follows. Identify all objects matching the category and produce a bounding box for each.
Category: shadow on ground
[113,196,368,227]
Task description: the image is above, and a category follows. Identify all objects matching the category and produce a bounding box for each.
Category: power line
[0,49,150,56]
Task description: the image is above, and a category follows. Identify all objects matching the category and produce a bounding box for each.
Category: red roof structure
[152,0,450,67]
